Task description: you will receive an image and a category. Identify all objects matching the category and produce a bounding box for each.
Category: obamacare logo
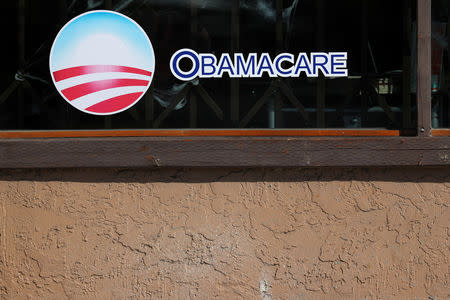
[50,10,347,115]
[50,11,155,115]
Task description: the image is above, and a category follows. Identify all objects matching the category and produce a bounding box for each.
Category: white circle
[49,10,155,116]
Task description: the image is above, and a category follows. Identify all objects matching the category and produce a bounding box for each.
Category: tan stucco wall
[0,168,448,299]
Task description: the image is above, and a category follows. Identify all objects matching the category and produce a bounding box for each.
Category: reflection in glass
[0,0,418,130]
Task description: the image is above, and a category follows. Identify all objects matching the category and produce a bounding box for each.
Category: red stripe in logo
[85,92,144,113]
[61,78,149,101]
[53,65,152,82]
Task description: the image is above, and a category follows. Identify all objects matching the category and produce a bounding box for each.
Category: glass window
[0,0,417,130]
[431,0,449,128]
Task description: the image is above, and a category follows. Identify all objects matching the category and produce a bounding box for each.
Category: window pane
[431,0,449,128]
[0,0,417,130]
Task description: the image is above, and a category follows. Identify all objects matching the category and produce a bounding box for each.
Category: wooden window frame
[0,0,449,168]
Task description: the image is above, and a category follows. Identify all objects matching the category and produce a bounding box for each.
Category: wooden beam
[0,136,448,168]
[276,81,309,121]
[239,84,276,128]
[194,85,224,120]
[0,81,20,107]
[432,129,450,136]
[417,0,432,136]
[376,94,396,123]
[153,84,191,128]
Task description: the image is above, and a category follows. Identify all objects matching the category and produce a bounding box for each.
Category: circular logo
[50,11,155,115]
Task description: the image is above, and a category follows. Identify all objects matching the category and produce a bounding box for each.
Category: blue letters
[294,53,312,76]
[170,49,200,81]
[274,54,294,77]
[311,53,330,76]
[200,54,217,77]
[257,53,276,77]
[235,53,256,77]
[330,53,348,76]
[170,50,348,80]
[217,54,236,77]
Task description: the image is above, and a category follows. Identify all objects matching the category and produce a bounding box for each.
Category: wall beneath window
[0,167,448,299]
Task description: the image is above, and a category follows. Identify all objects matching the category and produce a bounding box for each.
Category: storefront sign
[171,49,348,81]
[50,10,347,116]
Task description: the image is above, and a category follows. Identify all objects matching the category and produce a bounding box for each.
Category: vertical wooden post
[417,0,432,136]
[316,0,325,128]
[230,0,240,127]
[402,0,412,129]
[190,0,198,128]
[17,0,26,129]
[360,0,369,127]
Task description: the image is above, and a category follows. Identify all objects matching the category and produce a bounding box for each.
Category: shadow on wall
[0,167,449,183]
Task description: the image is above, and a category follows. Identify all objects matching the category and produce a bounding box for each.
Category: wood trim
[0,137,448,168]
[432,129,450,136]
[417,0,432,136]
[0,129,416,139]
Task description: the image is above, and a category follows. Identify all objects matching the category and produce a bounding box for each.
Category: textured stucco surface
[0,168,449,299]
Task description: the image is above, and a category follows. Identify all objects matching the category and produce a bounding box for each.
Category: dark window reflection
[431,0,449,128]
[0,0,418,130]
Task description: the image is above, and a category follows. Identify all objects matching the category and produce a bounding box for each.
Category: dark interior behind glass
[0,0,418,130]
[432,0,449,128]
